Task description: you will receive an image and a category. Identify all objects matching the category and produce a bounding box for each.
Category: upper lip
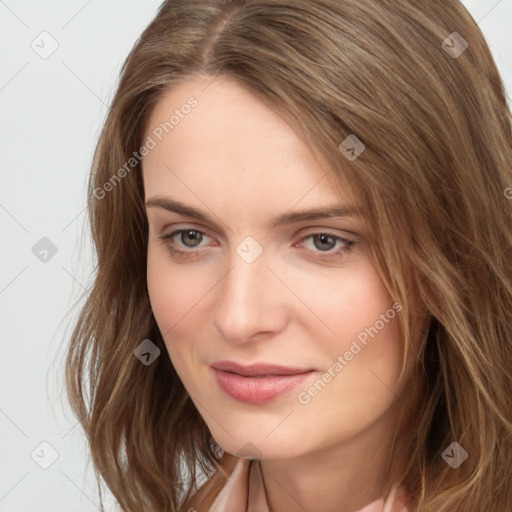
[210,360,315,377]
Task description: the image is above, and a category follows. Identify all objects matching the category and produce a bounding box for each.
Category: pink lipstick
[210,361,316,404]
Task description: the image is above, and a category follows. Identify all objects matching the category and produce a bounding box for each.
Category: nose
[212,245,288,344]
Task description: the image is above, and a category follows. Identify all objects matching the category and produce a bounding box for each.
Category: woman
[65,1,512,511]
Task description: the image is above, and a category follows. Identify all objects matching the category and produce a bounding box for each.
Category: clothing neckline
[187,455,409,512]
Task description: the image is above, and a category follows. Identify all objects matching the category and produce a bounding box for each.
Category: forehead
[142,77,355,220]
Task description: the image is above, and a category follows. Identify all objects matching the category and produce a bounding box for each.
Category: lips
[210,360,315,376]
[210,360,316,404]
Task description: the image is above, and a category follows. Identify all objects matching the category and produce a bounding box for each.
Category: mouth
[210,361,317,404]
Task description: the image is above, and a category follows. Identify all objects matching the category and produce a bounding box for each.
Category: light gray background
[1,1,511,510]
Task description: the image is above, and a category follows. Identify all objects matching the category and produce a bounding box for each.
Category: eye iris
[181,230,202,247]
[313,234,335,251]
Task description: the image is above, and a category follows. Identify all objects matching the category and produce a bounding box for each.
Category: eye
[159,229,356,261]
[160,229,212,259]
[297,232,355,260]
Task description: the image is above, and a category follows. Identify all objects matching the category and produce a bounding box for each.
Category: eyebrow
[145,197,363,229]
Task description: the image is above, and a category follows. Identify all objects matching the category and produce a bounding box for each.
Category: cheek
[305,260,400,349]
[146,249,205,365]
[308,261,404,386]
[286,266,405,446]
[146,249,210,391]
[147,248,209,333]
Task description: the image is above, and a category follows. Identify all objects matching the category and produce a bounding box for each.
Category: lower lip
[211,367,316,404]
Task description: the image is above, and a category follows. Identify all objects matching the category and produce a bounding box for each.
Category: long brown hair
[65,1,512,510]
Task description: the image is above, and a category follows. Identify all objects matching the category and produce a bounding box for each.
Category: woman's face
[143,76,419,460]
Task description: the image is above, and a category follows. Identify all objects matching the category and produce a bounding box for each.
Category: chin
[211,430,305,461]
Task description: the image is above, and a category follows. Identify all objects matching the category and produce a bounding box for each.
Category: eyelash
[159,229,356,261]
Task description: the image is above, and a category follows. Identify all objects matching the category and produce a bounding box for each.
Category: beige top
[183,454,410,512]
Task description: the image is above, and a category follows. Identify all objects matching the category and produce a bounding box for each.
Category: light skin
[143,75,424,512]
